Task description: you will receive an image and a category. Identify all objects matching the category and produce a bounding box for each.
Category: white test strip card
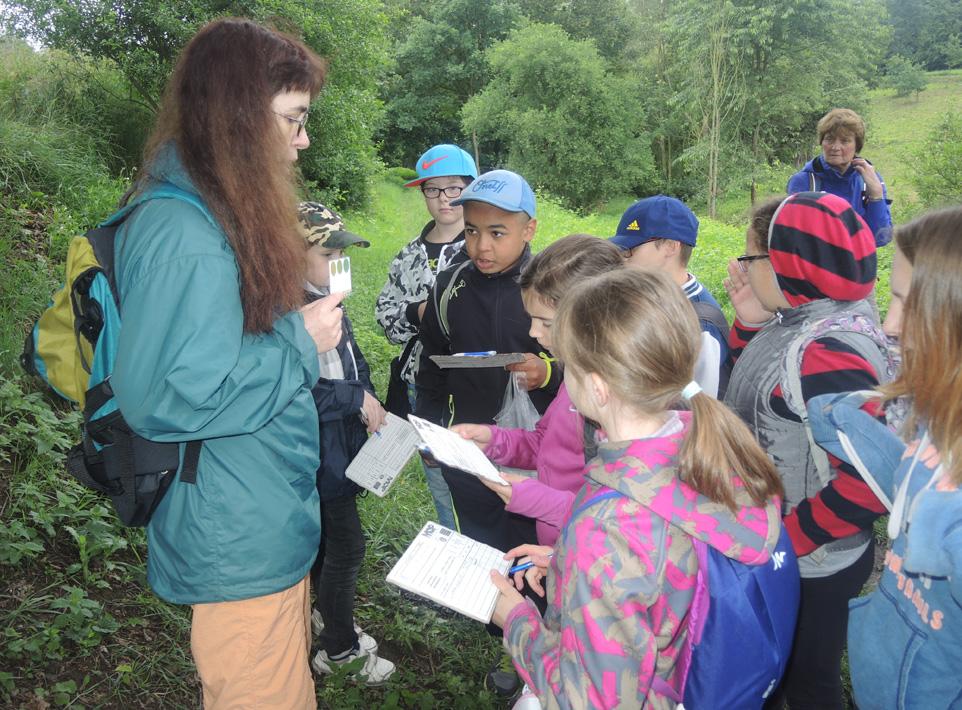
[329,256,352,294]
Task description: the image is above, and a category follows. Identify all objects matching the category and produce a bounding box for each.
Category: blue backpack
[579,489,800,708]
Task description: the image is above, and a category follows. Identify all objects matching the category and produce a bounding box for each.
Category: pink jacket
[503,412,782,709]
[486,383,584,545]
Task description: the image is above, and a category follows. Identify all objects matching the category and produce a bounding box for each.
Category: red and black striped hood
[768,192,876,307]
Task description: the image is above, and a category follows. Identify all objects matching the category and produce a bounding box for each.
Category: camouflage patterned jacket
[375,221,467,383]
[503,411,782,709]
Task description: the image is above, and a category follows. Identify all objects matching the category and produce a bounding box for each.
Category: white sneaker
[310,609,378,654]
[311,646,396,686]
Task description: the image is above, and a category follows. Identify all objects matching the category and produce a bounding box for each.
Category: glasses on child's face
[421,185,464,200]
[736,253,770,264]
[274,111,309,138]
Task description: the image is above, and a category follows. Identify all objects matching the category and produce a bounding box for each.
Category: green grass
[862,69,962,220]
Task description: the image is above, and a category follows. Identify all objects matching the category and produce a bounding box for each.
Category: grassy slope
[862,69,962,221]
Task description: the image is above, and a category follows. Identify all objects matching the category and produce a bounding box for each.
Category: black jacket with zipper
[414,246,561,427]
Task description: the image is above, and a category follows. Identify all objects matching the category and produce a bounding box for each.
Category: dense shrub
[0,40,151,172]
[913,112,962,207]
[462,23,656,211]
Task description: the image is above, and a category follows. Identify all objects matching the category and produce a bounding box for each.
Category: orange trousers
[191,576,316,709]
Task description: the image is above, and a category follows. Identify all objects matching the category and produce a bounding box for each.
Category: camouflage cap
[297,201,370,249]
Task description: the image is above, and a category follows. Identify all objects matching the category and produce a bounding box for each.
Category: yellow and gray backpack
[21,186,203,526]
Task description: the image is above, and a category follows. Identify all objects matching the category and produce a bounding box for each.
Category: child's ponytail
[681,387,784,510]
[555,269,784,510]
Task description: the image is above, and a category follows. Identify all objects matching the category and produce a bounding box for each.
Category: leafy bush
[913,111,962,207]
[463,23,656,211]
[0,39,151,172]
[885,55,928,99]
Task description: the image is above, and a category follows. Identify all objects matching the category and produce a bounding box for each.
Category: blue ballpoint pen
[508,554,553,575]
[453,350,496,357]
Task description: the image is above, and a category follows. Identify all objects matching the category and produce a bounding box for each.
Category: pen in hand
[359,410,382,437]
[508,553,553,575]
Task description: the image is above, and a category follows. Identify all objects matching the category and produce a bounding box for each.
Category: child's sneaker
[512,685,542,709]
[310,609,378,654]
[311,645,396,686]
[485,652,521,698]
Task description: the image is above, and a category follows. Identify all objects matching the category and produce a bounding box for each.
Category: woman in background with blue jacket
[809,206,962,709]
[110,18,343,709]
[788,108,893,247]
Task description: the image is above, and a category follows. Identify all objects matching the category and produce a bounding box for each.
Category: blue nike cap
[451,169,536,219]
[404,144,478,187]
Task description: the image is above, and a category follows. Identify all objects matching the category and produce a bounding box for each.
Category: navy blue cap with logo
[610,195,699,250]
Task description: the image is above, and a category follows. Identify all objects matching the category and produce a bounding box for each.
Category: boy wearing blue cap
[416,168,560,695]
[416,168,560,549]
[610,195,731,397]
[376,144,478,529]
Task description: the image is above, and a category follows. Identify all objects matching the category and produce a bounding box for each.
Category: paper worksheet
[429,353,526,369]
[387,522,511,623]
[406,414,508,486]
[345,413,419,496]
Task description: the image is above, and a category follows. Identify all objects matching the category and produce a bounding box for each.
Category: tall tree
[887,0,962,70]
[667,0,747,217]
[377,0,518,169]
[462,23,655,210]
[660,0,887,212]
[516,0,640,64]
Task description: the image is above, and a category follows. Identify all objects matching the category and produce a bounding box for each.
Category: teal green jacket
[110,147,321,604]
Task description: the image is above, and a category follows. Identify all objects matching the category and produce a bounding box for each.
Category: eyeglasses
[736,254,770,264]
[620,238,662,259]
[421,185,465,199]
[274,111,309,138]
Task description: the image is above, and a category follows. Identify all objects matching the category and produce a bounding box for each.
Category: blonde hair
[883,206,962,484]
[553,269,783,509]
[520,234,623,307]
[817,108,866,153]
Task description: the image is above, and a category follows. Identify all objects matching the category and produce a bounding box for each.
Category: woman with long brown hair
[109,18,343,708]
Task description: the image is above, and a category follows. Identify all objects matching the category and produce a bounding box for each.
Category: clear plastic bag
[494,371,540,431]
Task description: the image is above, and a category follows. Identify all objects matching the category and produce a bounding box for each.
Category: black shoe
[485,655,521,698]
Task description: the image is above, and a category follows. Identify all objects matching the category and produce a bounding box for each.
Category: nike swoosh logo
[422,156,448,170]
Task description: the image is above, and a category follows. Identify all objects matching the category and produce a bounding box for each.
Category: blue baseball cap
[450,169,536,219]
[404,144,479,187]
[609,195,699,249]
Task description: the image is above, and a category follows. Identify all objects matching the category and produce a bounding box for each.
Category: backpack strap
[650,536,709,705]
[89,185,211,487]
[435,259,473,343]
[780,312,895,487]
[691,300,729,335]
[181,440,202,485]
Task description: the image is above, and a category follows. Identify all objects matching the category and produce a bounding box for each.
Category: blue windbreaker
[787,156,893,247]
